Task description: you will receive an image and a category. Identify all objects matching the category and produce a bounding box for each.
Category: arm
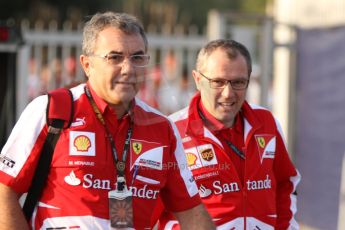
[0,183,29,229]
[0,96,48,230]
[162,121,215,229]
[174,204,216,230]
[274,122,301,230]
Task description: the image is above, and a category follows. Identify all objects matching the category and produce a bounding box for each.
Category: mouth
[219,101,236,107]
[112,75,145,85]
[112,76,138,86]
[113,81,136,85]
[110,79,136,91]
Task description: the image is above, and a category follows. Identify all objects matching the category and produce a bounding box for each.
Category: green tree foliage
[0,0,268,31]
[240,0,271,13]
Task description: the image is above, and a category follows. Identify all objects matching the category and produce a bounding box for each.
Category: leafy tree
[0,0,268,31]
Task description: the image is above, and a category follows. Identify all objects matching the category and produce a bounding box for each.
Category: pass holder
[108,176,134,229]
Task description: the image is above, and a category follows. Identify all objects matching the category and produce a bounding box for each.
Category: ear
[80,55,91,78]
[192,70,201,91]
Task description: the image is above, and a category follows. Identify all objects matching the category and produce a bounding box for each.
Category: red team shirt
[0,83,200,230]
[159,93,301,230]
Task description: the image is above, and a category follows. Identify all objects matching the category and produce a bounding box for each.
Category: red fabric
[47,88,73,128]
[198,99,246,184]
[0,83,200,229]
[159,93,300,229]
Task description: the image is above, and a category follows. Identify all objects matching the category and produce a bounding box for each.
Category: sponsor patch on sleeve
[0,155,16,168]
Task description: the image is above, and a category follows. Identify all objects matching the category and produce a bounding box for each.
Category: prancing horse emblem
[132,142,142,155]
[257,137,266,148]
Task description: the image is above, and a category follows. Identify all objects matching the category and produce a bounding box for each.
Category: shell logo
[73,135,91,152]
[186,152,197,166]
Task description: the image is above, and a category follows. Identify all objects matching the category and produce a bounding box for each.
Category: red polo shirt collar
[86,82,109,114]
[86,82,135,119]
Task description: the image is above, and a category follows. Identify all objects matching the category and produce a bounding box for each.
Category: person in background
[157,50,180,115]
[63,55,78,86]
[0,12,215,230]
[158,39,301,230]
[27,58,40,101]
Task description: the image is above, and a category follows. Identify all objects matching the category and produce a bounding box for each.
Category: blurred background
[1,0,345,229]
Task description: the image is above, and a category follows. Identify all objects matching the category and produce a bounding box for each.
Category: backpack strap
[46,88,74,128]
[23,88,73,221]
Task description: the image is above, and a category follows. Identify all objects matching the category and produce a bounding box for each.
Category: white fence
[16,21,208,117]
[15,12,274,119]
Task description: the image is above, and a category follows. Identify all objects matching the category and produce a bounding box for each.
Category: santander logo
[198,184,212,198]
[63,171,160,199]
[64,170,81,186]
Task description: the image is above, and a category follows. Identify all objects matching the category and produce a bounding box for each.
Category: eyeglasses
[90,52,150,67]
[198,71,249,90]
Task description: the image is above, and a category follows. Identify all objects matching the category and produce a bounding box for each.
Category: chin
[219,113,235,123]
[116,89,135,98]
[120,95,136,104]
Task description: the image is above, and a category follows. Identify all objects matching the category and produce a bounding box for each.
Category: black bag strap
[23,88,73,221]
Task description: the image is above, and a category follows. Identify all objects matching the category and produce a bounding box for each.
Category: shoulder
[68,83,86,101]
[134,97,174,127]
[135,97,166,116]
[134,97,184,141]
[24,94,49,116]
[246,103,276,122]
[168,106,189,123]
[246,102,285,137]
[248,103,271,114]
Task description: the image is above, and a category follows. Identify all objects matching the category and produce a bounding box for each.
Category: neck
[207,118,234,131]
[224,119,235,128]
[198,101,232,131]
[109,101,132,119]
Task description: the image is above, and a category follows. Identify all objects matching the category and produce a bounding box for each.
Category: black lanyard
[197,108,245,160]
[223,139,245,160]
[85,86,133,189]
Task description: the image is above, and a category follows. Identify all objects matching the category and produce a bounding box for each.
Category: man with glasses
[159,39,300,229]
[0,12,215,229]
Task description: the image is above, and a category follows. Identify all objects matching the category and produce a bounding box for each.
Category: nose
[221,82,235,98]
[120,57,135,74]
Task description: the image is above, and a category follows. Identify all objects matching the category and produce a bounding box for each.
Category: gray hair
[82,12,148,55]
[196,39,252,77]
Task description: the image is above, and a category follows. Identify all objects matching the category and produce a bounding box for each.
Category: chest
[48,110,171,190]
[182,130,277,184]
